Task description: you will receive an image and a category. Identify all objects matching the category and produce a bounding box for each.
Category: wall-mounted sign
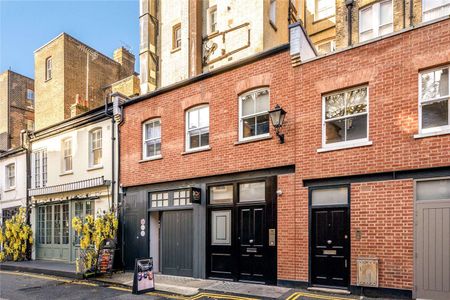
[132,258,155,294]
[190,187,202,204]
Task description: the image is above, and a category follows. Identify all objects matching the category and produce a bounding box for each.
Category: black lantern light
[268,104,287,144]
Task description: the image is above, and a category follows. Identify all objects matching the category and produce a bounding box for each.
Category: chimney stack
[114,47,135,78]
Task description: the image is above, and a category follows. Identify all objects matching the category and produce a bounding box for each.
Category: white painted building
[28,104,120,262]
[0,148,27,225]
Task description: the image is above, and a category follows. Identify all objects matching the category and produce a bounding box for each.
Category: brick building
[120,16,450,299]
[0,70,34,151]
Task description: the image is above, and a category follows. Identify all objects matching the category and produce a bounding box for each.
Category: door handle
[327,240,332,244]
[249,239,254,244]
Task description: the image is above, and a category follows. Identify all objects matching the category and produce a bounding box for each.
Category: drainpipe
[104,96,114,210]
[345,0,354,47]
[403,0,406,28]
[409,0,414,27]
[20,129,32,260]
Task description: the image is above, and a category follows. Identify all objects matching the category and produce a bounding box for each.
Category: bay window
[359,0,393,42]
[186,105,209,150]
[322,86,369,148]
[239,88,270,141]
[419,66,450,134]
[143,119,161,159]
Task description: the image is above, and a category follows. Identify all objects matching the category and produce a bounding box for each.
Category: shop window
[239,182,266,202]
[210,185,234,205]
[239,88,270,141]
[311,187,348,206]
[89,128,102,167]
[5,163,15,189]
[174,189,191,206]
[359,0,393,43]
[416,179,450,201]
[419,66,449,134]
[186,105,209,151]
[143,119,161,159]
[422,0,450,22]
[151,192,169,208]
[315,0,335,21]
[323,86,369,147]
[211,210,231,245]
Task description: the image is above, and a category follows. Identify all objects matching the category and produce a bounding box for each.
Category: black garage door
[161,210,193,277]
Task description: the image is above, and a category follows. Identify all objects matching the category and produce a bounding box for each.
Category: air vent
[357,258,379,287]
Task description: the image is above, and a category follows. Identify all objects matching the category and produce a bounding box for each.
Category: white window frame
[238,88,271,142]
[359,0,393,43]
[32,149,47,188]
[422,0,450,22]
[45,57,52,80]
[186,105,210,151]
[417,65,450,136]
[314,0,335,21]
[320,86,371,151]
[142,119,162,160]
[5,163,15,190]
[316,39,336,55]
[89,128,102,168]
[207,6,218,35]
[62,138,73,173]
[269,0,277,25]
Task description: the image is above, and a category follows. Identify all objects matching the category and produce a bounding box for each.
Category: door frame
[308,184,351,289]
[413,177,450,299]
[205,176,277,284]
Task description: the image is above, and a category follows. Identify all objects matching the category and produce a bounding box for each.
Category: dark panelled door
[311,208,349,288]
[161,210,193,277]
[238,206,265,282]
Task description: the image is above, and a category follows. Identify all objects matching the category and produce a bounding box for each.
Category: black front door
[311,207,349,288]
[238,206,265,282]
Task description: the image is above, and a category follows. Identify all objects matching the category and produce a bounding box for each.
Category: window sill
[269,20,277,31]
[87,165,103,171]
[313,14,335,24]
[235,135,272,145]
[171,47,181,54]
[414,130,450,139]
[4,187,16,192]
[59,171,73,176]
[139,155,163,163]
[182,146,211,155]
[317,141,373,153]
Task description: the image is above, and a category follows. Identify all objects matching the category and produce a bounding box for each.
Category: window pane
[189,110,199,129]
[211,210,231,245]
[325,119,345,144]
[239,182,265,202]
[360,7,373,32]
[379,1,392,25]
[421,68,449,101]
[200,132,209,147]
[242,116,256,138]
[255,90,269,113]
[62,204,69,244]
[256,114,269,135]
[199,106,209,127]
[54,205,61,244]
[325,93,345,119]
[190,134,200,148]
[346,88,367,115]
[360,30,373,42]
[210,185,234,204]
[346,114,368,141]
[417,179,450,201]
[242,94,255,116]
[46,206,52,244]
[312,187,348,206]
[422,100,449,129]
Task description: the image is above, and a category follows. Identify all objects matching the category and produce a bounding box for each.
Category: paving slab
[0,260,82,279]
[204,280,290,299]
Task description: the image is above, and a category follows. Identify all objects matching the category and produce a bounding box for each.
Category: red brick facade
[120,19,450,292]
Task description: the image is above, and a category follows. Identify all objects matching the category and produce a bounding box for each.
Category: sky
[0,0,140,79]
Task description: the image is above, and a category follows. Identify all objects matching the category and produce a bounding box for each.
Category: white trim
[207,5,218,35]
[139,154,163,163]
[61,137,72,173]
[185,105,209,151]
[88,127,103,168]
[238,87,270,142]
[314,0,335,21]
[142,118,162,160]
[359,0,393,43]
[321,85,370,149]
[5,163,16,190]
[414,128,450,139]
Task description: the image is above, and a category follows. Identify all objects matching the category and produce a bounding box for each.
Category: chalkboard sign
[132,258,155,294]
[96,238,116,276]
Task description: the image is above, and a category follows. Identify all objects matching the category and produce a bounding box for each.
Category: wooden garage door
[415,179,450,300]
[161,210,193,277]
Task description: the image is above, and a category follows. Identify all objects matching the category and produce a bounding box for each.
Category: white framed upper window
[239,88,270,141]
[207,6,218,34]
[143,119,161,159]
[322,86,369,148]
[5,163,15,190]
[418,66,449,134]
[359,0,393,43]
[316,39,336,55]
[270,0,277,25]
[27,89,34,101]
[315,0,335,21]
[422,0,450,22]
[32,149,47,188]
[186,105,209,151]
[45,57,52,80]
[89,128,102,167]
[62,138,72,173]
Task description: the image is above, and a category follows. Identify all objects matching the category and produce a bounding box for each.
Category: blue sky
[0,0,139,79]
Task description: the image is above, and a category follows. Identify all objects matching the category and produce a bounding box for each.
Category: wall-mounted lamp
[268,104,287,144]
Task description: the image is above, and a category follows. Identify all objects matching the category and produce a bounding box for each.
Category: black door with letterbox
[311,207,349,288]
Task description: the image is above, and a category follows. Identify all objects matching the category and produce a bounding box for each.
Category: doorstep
[93,272,290,299]
[0,260,82,279]
[307,286,352,295]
